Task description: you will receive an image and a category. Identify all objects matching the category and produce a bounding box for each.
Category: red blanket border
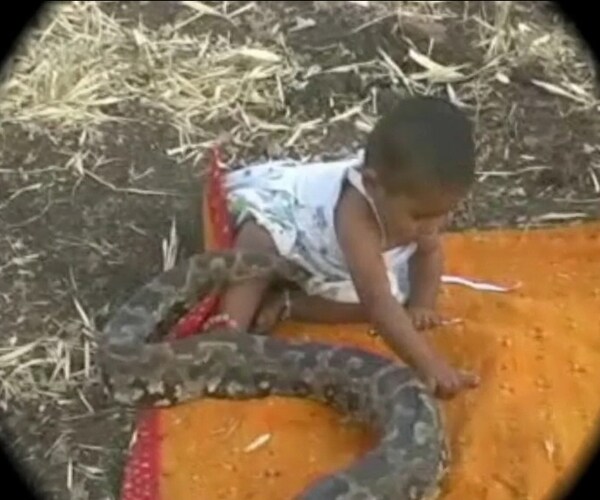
[120,146,232,500]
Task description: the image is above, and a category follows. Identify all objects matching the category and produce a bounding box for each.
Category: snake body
[98,250,449,500]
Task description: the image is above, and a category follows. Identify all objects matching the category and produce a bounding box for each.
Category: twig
[553,197,600,204]
[6,193,53,229]
[83,169,178,197]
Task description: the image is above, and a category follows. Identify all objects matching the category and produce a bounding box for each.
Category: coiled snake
[97,250,449,499]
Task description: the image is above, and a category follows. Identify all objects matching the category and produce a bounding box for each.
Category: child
[205,96,480,400]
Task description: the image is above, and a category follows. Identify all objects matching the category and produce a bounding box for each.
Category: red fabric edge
[120,146,232,500]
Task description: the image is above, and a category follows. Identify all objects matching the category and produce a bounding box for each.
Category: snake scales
[98,250,449,500]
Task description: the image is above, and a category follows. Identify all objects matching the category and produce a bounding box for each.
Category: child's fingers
[459,370,480,388]
[430,314,443,328]
[440,317,463,326]
[410,313,424,330]
[254,307,279,333]
[421,373,438,395]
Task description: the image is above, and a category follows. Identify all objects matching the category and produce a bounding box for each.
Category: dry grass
[0,300,94,405]
[472,1,597,106]
[1,1,299,155]
[1,1,596,156]
[0,1,598,498]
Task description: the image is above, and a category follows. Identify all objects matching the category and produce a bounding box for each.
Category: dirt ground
[0,2,598,499]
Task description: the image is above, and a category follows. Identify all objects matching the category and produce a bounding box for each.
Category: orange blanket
[156,222,600,500]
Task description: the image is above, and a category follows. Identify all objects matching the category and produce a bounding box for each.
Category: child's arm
[252,289,367,331]
[409,233,443,308]
[335,187,478,399]
[406,232,445,330]
[288,294,367,323]
[283,234,444,328]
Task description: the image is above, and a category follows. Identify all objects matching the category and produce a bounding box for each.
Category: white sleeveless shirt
[224,152,417,303]
[224,152,515,305]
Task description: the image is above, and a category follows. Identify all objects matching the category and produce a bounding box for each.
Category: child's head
[362,96,475,242]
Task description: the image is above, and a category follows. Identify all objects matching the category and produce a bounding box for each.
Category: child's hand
[254,291,287,333]
[420,358,480,400]
[407,306,443,330]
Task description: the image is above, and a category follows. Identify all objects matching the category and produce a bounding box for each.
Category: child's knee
[235,220,278,252]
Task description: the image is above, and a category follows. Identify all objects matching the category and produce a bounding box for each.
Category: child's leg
[288,292,367,323]
[254,289,368,328]
[215,220,279,331]
[255,270,406,327]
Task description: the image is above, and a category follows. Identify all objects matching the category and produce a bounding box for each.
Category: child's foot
[254,290,287,334]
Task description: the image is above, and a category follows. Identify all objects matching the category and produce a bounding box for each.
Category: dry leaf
[446,83,468,108]
[244,433,271,452]
[228,2,256,18]
[324,63,363,74]
[533,212,588,222]
[496,72,510,84]
[531,79,590,105]
[330,104,363,123]
[180,1,229,19]
[289,17,317,32]
[408,48,468,83]
[544,438,556,461]
[355,114,375,133]
[378,48,414,92]
[565,82,590,98]
[284,119,321,148]
[589,168,600,193]
[0,341,40,367]
[72,298,92,329]
[234,47,281,63]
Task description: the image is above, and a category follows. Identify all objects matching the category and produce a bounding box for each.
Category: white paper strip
[441,275,521,293]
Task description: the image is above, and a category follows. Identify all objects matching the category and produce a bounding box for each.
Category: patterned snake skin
[97,250,449,500]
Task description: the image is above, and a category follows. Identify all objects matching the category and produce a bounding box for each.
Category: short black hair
[364,96,476,195]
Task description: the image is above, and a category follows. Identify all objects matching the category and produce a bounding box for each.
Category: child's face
[366,173,466,245]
